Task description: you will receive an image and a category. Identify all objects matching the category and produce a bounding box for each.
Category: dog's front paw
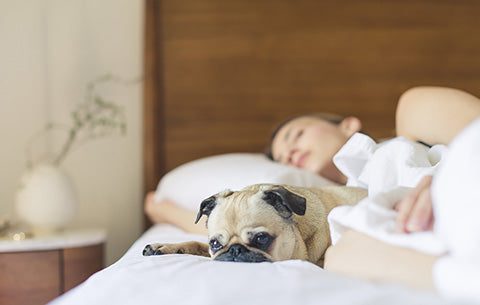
[143,244,161,256]
[142,243,185,256]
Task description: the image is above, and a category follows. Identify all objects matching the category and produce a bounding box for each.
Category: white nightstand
[0,229,106,305]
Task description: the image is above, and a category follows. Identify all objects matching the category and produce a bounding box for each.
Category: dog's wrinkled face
[195,184,306,263]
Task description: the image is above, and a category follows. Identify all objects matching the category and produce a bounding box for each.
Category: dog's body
[143,184,366,267]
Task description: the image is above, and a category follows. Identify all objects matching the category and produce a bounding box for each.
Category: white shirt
[328,133,448,254]
[333,133,447,197]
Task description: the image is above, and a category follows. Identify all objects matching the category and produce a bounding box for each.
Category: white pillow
[154,153,337,212]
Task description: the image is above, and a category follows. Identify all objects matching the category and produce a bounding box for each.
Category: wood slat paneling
[145,0,480,174]
[144,0,165,193]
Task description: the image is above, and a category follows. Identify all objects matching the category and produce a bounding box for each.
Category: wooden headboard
[143,0,480,223]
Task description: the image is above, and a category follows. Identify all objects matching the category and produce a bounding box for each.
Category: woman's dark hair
[265,113,346,160]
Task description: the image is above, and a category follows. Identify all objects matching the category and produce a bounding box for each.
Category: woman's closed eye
[282,129,303,161]
[275,128,304,163]
[295,129,304,141]
[283,130,303,164]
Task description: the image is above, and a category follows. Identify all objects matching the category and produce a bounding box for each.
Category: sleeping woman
[144,86,480,301]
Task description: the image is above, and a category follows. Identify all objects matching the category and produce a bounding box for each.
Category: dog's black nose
[229,244,248,257]
[215,243,270,262]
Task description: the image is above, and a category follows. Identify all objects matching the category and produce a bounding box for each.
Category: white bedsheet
[49,224,468,305]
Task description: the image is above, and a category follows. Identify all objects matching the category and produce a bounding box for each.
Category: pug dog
[143,184,366,267]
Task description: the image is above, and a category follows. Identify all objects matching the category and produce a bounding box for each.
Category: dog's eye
[251,233,273,251]
[209,239,223,252]
[254,233,270,245]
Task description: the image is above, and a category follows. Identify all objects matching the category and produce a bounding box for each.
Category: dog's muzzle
[214,244,270,263]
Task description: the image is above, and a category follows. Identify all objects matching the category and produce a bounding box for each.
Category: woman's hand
[144,191,176,224]
[394,175,434,233]
[143,191,208,235]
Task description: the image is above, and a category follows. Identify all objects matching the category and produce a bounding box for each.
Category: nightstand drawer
[0,232,105,305]
[64,244,104,291]
[0,250,61,305]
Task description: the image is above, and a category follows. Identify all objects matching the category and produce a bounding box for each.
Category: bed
[50,1,480,304]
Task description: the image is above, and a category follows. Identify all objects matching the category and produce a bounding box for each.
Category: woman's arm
[324,230,439,290]
[394,87,480,233]
[144,191,208,235]
[396,86,480,145]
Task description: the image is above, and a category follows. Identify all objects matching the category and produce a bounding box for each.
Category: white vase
[15,164,78,234]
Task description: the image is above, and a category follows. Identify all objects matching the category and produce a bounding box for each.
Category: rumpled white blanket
[328,133,448,255]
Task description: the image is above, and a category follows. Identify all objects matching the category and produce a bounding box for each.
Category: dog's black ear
[262,185,306,218]
[195,196,217,224]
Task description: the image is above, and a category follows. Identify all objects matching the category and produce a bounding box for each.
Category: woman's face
[271,116,359,183]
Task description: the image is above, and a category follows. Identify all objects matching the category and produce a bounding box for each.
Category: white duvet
[49,224,461,305]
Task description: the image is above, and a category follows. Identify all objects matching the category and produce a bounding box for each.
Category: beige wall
[0,0,144,265]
